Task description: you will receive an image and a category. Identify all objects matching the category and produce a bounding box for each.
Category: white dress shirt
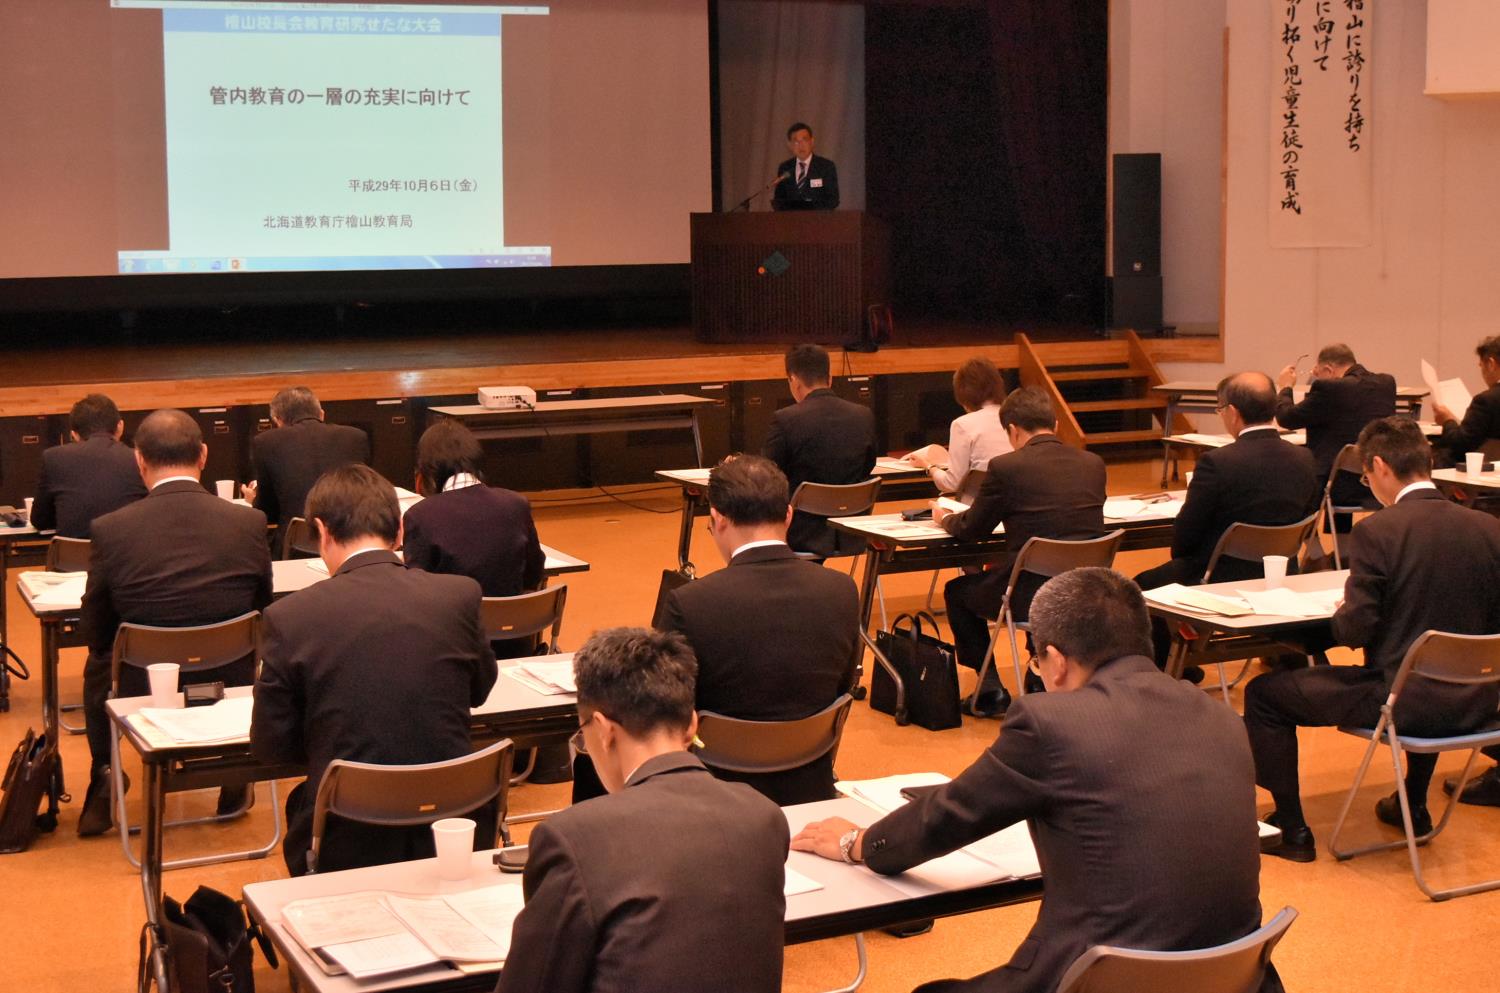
[930,403,1012,494]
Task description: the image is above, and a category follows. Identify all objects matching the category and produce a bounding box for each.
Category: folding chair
[1055,907,1297,993]
[50,537,93,734]
[1330,631,1500,901]
[1171,514,1321,706]
[698,697,862,992]
[973,530,1125,714]
[307,739,514,873]
[481,585,566,784]
[1318,444,1366,569]
[108,612,284,870]
[280,516,319,559]
[791,478,887,627]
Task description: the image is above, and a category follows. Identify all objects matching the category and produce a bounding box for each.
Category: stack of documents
[1233,587,1342,617]
[838,773,1040,883]
[1141,584,1253,617]
[1103,496,1182,521]
[281,886,525,979]
[1422,359,1472,421]
[20,571,86,608]
[131,695,254,745]
[783,865,823,897]
[506,659,577,695]
[876,456,926,472]
[1175,433,1233,448]
[852,519,949,540]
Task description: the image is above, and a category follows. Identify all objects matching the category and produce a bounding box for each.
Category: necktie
[797,161,807,186]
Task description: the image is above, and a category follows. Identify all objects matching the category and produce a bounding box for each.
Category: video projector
[477,386,537,410]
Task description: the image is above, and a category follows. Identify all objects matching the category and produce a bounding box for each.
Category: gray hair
[270,386,322,424]
[1028,568,1153,670]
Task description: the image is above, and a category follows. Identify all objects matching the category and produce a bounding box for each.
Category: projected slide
[115,1,548,274]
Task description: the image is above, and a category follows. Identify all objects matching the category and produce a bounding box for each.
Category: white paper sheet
[876,456,920,472]
[936,496,970,514]
[135,695,255,744]
[20,570,87,607]
[1233,587,1336,618]
[783,865,824,897]
[1176,433,1234,448]
[442,887,526,958]
[282,891,409,948]
[384,894,506,963]
[1141,584,1252,617]
[856,520,949,540]
[508,660,577,695]
[323,930,438,979]
[1422,359,1473,421]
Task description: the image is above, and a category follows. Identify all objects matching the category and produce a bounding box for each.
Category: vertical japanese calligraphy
[1268,0,1373,247]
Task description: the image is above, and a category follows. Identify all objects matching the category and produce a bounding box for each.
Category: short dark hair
[1216,372,1277,425]
[1029,568,1153,669]
[305,464,400,544]
[70,394,121,437]
[1358,416,1431,481]
[1476,336,1500,364]
[708,454,789,526]
[270,386,321,424]
[785,344,831,386]
[416,419,483,494]
[134,409,203,469]
[999,386,1056,433]
[1317,343,1357,367]
[573,627,697,737]
[952,358,1006,411]
[786,122,813,140]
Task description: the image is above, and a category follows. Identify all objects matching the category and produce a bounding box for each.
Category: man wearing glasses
[792,568,1275,993]
[498,627,788,993]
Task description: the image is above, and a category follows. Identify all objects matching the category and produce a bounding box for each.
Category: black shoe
[1375,792,1433,837]
[215,784,253,818]
[1262,812,1316,863]
[77,770,122,837]
[881,918,935,938]
[1181,665,1205,685]
[1442,766,1500,807]
[963,688,1011,718]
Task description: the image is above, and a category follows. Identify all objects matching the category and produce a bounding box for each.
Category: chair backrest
[281,517,319,559]
[695,695,854,774]
[955,467,989,505]
[789,478,882,519]
[46,536,92,573]
[480,585,567,652]
[1390,631,1500,696]
[1201,514,1319,583]
[1005,530,1126,597]
[1320,443,1365,512]
[1055,906,1297,993]
[309,739,514,873]
[110,612,261,691]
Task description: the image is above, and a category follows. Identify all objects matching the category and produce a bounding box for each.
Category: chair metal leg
[969,609,1008,717]
[1005,614,1027,697]
[923,570,947,616]
[1330,714,1400,861]
[817,933,868,993]
[60,701,87,734]
[504,808,564,829]
[875,578,888,635]
[509,747,539,787]
[1215,661,1231,707]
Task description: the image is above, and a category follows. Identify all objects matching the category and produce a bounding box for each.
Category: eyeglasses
[1027,654,1043,676]
[570,725,588,755]
[1360,472,1370,487]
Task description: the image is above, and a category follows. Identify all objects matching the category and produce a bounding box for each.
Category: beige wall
[1426,0,1500,96]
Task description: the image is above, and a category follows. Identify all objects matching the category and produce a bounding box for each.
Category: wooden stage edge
[0,329,1223,418]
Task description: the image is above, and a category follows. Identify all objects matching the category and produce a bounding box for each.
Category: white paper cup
[22,497,34,521]
[147,663,180,708]
[432,817,476,880]
[215,479,235,500]
[1185,471,1194,487]
[1466,452,1485,474]
[1263,555,1289,588]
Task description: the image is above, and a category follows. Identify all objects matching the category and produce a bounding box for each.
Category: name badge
[810,178,824,188]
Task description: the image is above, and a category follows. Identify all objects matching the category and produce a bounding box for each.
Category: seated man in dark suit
[403,419,543,657]
[1245,417,1500,862]
[1433,334,1500,463]
[933,386,1106,716]
[498,627,787,993]
[1275,342,1396,532]
[658,454,859,805]
[78,409,272,835]
[762,344,877,557]
[251,465,497,876]
[30,393,146,538]
[793,568,1279,993]
[772,121,839,211]
[1136,372,1320,669]
[244,386,370,552]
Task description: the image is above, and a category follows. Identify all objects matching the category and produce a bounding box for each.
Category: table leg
[690,410,705,468]
[0,560,9,713]
[140,759,169,993]
[41,620,67,826]
[675,489,700,575]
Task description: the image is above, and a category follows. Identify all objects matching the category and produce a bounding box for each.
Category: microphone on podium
[730,173,793,212]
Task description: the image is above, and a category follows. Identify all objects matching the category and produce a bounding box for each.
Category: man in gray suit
[497,628,788,993]
[793,568,1278,993]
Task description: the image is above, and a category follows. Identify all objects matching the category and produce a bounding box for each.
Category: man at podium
[772,122,839,211]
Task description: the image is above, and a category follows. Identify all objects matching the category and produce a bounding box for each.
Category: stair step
[1082,429,1165,445]
[1069,397,1168,413]
[1049,367,1149,382]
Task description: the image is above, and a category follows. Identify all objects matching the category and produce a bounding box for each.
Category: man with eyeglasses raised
[497,627,788,993]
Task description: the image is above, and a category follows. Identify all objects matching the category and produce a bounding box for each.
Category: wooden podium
[690,211,889,344]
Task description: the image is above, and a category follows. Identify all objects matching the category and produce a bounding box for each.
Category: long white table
[241,795,1045,993]
[111,657,579,993]
[431,395,720,466]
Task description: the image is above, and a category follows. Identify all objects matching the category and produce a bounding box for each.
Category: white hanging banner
[1269,0,1372,247]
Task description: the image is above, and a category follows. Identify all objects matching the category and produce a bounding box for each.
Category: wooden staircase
[1017,331,1192,451]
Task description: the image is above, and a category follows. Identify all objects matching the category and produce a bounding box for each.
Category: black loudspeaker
[1112,153,1161,278]
[1109,275,1163,331]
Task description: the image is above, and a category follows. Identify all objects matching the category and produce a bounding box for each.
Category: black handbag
[0,728,59,853]
[140,886,276,993]
[870,611,963,731]
[651,568,694,628]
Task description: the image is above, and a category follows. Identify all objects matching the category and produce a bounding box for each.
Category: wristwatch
[838,827,863,864]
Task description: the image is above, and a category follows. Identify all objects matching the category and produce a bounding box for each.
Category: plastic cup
[1185,471,1194,487]
[22,497,34,521]
[1263,555,1289,588]
[432,817,476,880]
[147,663,180,708]
[1466,452,1485,475]
[215,479,235,500]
